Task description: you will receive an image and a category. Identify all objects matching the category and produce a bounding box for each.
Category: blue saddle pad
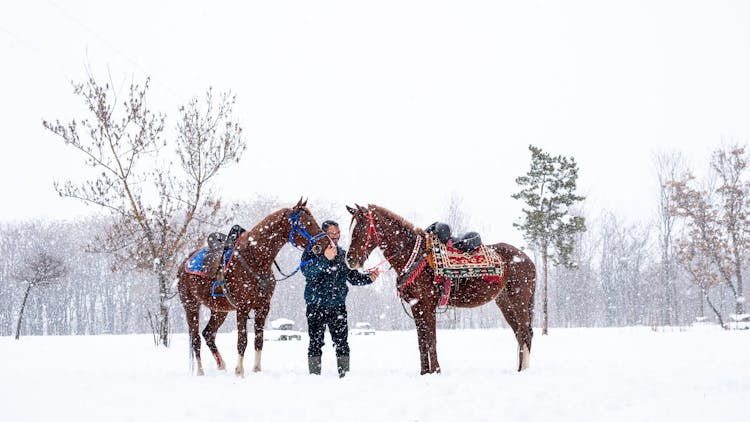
[185,248,233,276]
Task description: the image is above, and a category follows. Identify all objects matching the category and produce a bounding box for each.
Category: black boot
[336,355,350,378]
[308,356,321,375]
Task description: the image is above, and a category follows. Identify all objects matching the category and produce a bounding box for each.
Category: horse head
[287,197,327,253]
[345,204,382,269]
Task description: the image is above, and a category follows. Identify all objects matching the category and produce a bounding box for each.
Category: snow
[2,326,748,421]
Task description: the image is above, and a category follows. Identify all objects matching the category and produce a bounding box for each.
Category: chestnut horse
[177,199,325,377]
[345,204,536,374]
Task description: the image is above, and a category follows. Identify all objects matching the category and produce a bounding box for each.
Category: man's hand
[324,243,337,260]
[368,268,380,282]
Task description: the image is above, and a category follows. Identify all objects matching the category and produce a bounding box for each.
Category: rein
[360,208,426,280]
[226,208,326,295]
[359,208,441,320]
[287,209,328,254]
[360,208,410,273]
[275,209,329,279]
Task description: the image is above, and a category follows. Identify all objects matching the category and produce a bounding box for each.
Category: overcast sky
[2,0,750,247]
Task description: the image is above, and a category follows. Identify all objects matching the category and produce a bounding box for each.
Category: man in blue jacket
[301,220,380,377]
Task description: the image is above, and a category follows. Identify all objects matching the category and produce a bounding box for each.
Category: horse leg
[202,310,229,371]
[413,314,431,375]
[235,308,250,378]
[183,298,204,376]
[412,303,440,374]
[424,308,441,374]
[177,277,204,376]
[496,287,534,371]
[252,304,270,373]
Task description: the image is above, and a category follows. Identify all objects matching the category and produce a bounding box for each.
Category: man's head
[322,220,340,245]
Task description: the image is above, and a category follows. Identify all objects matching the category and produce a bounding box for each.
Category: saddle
[424,221,503,280]
[394,223,504,307]
[423,226,505,307]
[425,222,482,253]
[204,224,246,278]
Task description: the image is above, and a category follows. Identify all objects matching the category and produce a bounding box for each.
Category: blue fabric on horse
[184,248,234,276]
[186,249,208,274]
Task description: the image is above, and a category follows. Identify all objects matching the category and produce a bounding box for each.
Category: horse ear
[295,197,305,208]
[357,204,368,213]
[346,205,356,215]
[301,197,307,207]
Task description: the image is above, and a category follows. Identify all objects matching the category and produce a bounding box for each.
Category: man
[300,220,380,377]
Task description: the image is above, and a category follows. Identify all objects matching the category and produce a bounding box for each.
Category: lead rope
[220,211,325,305]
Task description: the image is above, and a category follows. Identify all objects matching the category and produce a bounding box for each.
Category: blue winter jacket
[301,246,373,307]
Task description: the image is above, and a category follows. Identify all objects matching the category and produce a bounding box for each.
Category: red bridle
[356,209,391,272]
[363,209,381,250]
[357,208,423,275]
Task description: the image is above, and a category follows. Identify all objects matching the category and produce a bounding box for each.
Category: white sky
[2,0,750,247]
[2,327,748,421]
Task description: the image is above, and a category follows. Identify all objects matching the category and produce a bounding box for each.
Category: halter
[356,208,378,250]
[358,208,417,274]
[287,209,327,253]
[231,208,327,283]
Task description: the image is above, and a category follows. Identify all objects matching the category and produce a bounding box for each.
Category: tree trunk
[541,248,549,335]
[157,270,170,347]
[14,283,33,340]
[704,289,725,328]
[734,254,745,315]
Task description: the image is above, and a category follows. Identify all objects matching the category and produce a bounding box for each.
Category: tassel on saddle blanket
[398,234,506,306]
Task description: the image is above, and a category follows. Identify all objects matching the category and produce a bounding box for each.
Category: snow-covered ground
[2,326,748,421]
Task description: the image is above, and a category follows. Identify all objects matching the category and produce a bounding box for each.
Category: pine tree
[512,145,586,334]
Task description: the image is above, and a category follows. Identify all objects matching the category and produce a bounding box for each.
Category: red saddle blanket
[427,234,504,281]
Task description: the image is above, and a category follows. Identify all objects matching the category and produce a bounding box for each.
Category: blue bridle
[287,209,327,253]
[278,209,328,276]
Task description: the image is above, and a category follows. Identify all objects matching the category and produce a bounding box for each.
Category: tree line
[2,163,747,340]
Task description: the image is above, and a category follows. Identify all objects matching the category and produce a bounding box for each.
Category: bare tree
[43,75,246,346]
[666,144,749,325]
[667,175,728,326]
[444,192,469,234]
[711,144,749,315]
[596,212,652,325]
[653,150,689,325]
[14,251,68,340]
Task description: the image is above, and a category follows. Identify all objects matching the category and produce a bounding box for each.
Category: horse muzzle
[345,256,362,270]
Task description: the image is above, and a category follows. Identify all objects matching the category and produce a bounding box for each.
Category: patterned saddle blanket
[427,233,504,280]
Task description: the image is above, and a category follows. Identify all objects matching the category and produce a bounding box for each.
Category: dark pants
[306,304,350,358]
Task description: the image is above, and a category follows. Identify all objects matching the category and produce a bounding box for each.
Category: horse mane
[241,207,289,242]
[368,204,424,235]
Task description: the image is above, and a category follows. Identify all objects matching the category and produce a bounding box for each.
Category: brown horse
[345,204,536,374]
[177,199,325,377]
